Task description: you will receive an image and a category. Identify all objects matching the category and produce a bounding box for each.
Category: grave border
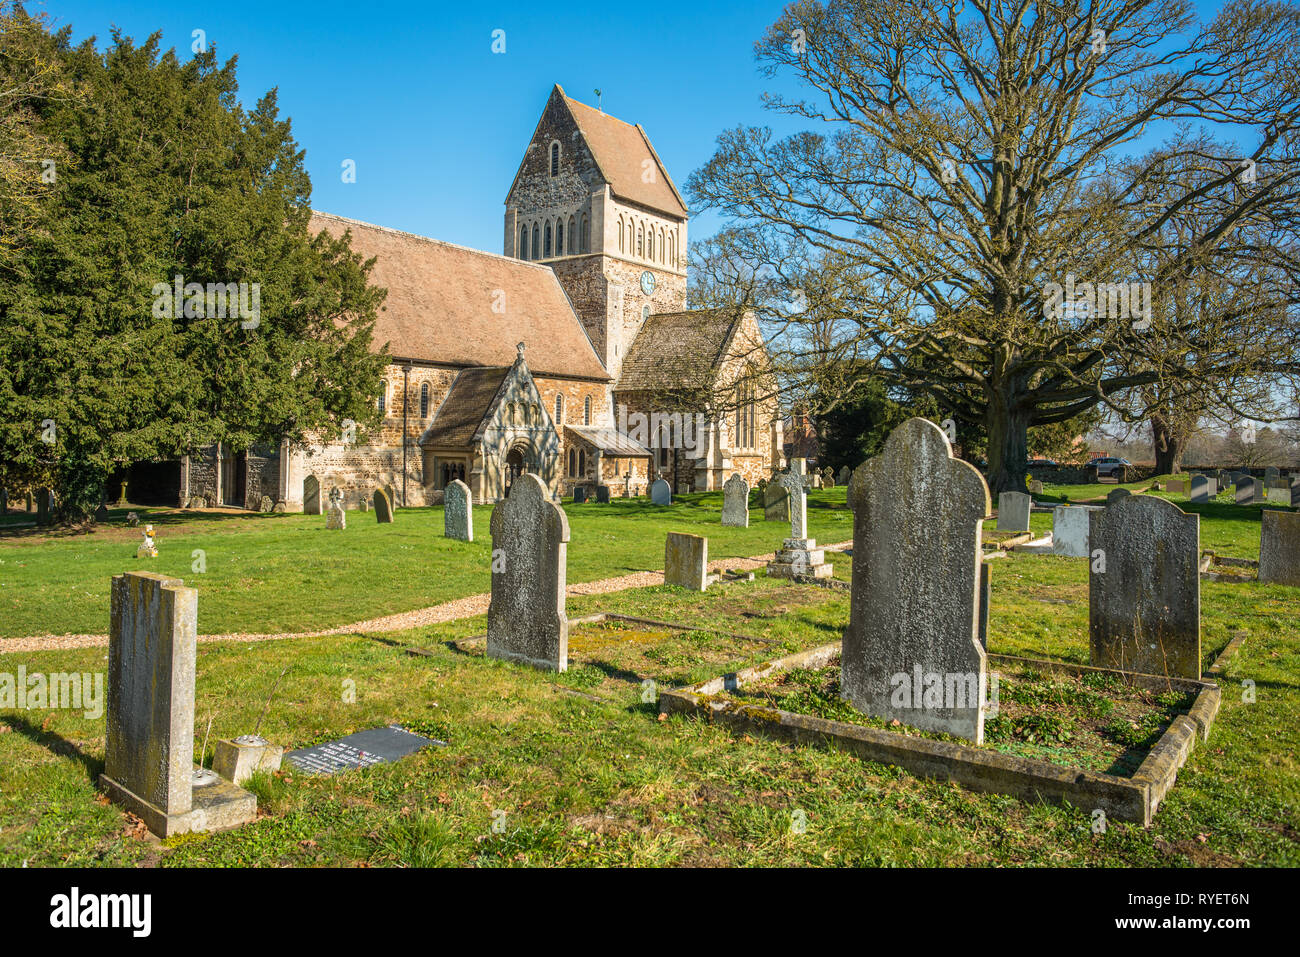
[658,641,1222,826]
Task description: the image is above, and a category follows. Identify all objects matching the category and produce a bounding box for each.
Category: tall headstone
[1089,496,1200,679]
[766,468,831,578]
[325,488,346,530]
[374,488,394,523]
[444,479,472,542]
[303,476,322,516]
[650,479,671,506]
[487,473,569,672]
[843,418,990,743]
[1259,510,1300,586]
[1236,478,1259,506]
[996,491,1031,532]
[595,485,611,504]
[1051,505,1101,557]
[1189,475,1211,504]
[664,532,708,591]
[763,476,790,522]
[721,473,750,527]
[100,572,255,836]
[572,486,588,504]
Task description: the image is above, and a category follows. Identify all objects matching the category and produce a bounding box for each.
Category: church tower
[504,85,688,383]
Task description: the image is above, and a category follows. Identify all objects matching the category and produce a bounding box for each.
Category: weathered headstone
[721,473,749,527]
[325,488,346,530]
[820,467,836,489]
[595,485,610,504]
[1165,478,1187,496]
[303,476,322,516]
[285,725,444,775]
[1189,475,1212,504]
[373,488,394,523]
[838,466,851,486]
[444,479,472,542]
[650,479,671,506]
[1107,487,1131,505]
[1264,466,1279,483]
[1028,479,1044,495]
[487,473,569,672]
[1236,478,1259,506]
[1089,496,1200,679]
[1051,505,1102,557]
[664,532,708,591]
[101,572,255,837]
[842,418,991,743]
[763,476,790,522]
[572,486,588,504]
[996,491,1031,532]
[1259,510,1300,586]
[766,469,831,579]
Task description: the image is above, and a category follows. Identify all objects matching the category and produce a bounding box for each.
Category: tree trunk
[985,386,1031,495]
[1151,412,1185,476]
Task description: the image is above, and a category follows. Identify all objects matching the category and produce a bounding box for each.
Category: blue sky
[44,0,805,254]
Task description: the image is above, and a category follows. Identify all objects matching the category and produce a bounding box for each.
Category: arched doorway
[504,447,526,496]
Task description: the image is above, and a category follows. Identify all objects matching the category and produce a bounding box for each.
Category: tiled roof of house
[564,425,653,457]
[422,366,510,448]
[562,90,687,219]
[310,210,610,381]
[616,308,743,393]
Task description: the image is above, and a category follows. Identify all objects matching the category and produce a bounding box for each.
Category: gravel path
[0,542,851,656]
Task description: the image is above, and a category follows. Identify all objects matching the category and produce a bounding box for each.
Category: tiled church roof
[422,366,510,448]
[310,211,610,381]
[616,308,744,392]
[561,90,688,219]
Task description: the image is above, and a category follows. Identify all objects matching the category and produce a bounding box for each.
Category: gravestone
[595,485,611,504]
[1089,496,1200,679]
[373,488,394,523]
[1165,478,1187,496]
[1236,478,1259,506]
[838,466,851,486]
[326,488,346,530]
[1189,475,1212,504]
[821,466,835,488]
[1052,505,1102,557]
[996,491,1031,532]
[101,572,255,837]
[650,479,671,506]
[1107,487,1131,504]
[763,476,790,522]
[766,470,831,579]
[843,418,991,743]
[285,725,445,775]
[386,484,397,509]
[444,479,472,541]
[1029,479,1044,495]
[303,476,322,516]
[721,473,749,527]
[1259,510,1300,586]
[1265,466,1279,483]
[572,486,588,504]
[35,488,52,526]
[664,532,708,591]
[487,473,569,672]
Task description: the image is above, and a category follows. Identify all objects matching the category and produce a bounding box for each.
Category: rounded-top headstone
[650,478,671,506]
[721,472,750,527]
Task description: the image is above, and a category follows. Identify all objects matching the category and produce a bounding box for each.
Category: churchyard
[1,429,1297,868]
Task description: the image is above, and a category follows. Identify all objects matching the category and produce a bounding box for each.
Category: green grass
[0,490,853,638]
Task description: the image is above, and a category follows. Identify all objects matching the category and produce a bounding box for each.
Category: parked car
[1085,456,1131,477]
[1026,458,1057,468]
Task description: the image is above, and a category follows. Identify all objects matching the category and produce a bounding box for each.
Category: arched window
[568,216,576,254]
[556,220,564,256]
[378,383,387,416]
[659,227,665,263]
[669,233,676,268]
[648,228,654,261]
[568,447,577,476]
[637,223,644,258]
[550,141,560,177]
[532,224,539,259]
[618,218,624,253]
[419,382,430,418]
[735,368,757,448]
[578,449,586,475]
[519,225,528,260]
[582,215,590,253]
[583,395,592,425]
[544,223,552,257]
[554,393,564,425]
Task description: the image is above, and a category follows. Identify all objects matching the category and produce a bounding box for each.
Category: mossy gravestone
[721,473,749,527]
[303,475,322,516]
[763,476,790,522]
[1089,496,1200,679]
[1259,510,1300,587]
[664,532,708,591]
[996,491,1030,532]
[843,418,991,743]
[444,479,472,542]
[373,488,394,523]
[487,473,569,672]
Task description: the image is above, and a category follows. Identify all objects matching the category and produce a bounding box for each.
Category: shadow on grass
[4,713,103,783]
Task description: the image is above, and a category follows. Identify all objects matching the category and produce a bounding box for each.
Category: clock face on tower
[639,271,656,296]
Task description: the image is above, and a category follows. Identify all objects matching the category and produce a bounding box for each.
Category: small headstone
[1051,505,1102,557]
[373,488,394,523]
[325,488,346,530]
[721,473,749,527]
[35,488,52,526]
[1236,479,1259,506]
[127,512,140,527]
[303,476,322,516]
[1107,487,1131,505]
[996,491,1031,532]
[386,484,397,509]
[1089,496,1200,679]
[821,466,835,488]
[285,725,444,775]
[136,524,158,558]
[1259,510,1300,586]
[838,466,851,486]
[487,473,569,672]
[258,495,274,513]
[763,476,790,522]
[572,486,588,504]
[188,496,207,509]
[650,479,671,506]
[842,418,991,743]
[444,479,472,541]
[360,498,370,512]
[1165,478,1187,496]
[664,532,708,591]
[1264,466,1279,483]
[1189,475,1211,504]
[1028,479,1044,494]
[595,485,611,504]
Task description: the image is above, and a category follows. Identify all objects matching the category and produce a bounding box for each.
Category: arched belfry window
[637,224,644,258]
[583,395,592,425]
[532,224,539,259]
[648,229,654,261]
[554,393,564,425]
[550,141,560,177]
[557,220,564,255]
[568,216,577,254]
[419,382,430,418]
[519,225,528,260]
[618,218,624,253]
[544,223,552,258]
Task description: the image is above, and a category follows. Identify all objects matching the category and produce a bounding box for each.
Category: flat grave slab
[285,725,446,775]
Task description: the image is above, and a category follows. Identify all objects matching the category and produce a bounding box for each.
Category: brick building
[177,86,783,509]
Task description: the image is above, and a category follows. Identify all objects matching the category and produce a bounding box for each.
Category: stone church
[174,86,783,510]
